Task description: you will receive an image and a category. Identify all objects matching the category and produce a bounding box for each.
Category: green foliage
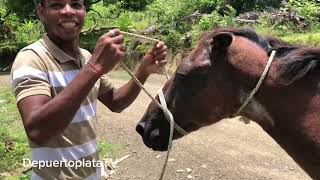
[227,0,282,14]
[195,6,236,31]
[3,0,36,20]
[0,8,20,43]
[15,20,43,42]
[118,12,133,31]
[286,0,320,23]
[255,14,297,36]
[197,0,225,13]
[115,0,153,11]
[282,32,320,46]
[2,0,320,68]
[146,0,228,50]
[3,0,100,20]
[98,141,121,158]
[0,42,31,69]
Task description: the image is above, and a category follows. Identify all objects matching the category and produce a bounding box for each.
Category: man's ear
[36,4,45,24]
[211,32,233,49]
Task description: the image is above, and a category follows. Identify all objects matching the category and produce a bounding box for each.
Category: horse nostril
[149,128,160,142]
[136,122,145,136]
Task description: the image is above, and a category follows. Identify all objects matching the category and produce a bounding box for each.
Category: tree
[4,0,153,21]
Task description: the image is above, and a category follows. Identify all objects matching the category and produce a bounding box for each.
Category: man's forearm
[24,65,100,144]
[103,69,150,112]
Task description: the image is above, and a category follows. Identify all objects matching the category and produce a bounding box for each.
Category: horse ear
[211,32,233,48]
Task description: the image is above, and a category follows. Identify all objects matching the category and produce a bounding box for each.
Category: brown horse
[136,27,320,179]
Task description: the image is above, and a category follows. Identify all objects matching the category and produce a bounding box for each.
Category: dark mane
[202,27,320,84]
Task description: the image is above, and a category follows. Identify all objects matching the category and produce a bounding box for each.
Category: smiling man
[10,0,167,179]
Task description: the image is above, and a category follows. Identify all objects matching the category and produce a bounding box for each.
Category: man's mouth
[60,21,78,28]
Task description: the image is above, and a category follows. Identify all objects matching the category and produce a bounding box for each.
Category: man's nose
[61,4,76,15]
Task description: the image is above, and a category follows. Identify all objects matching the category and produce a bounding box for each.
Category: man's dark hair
[33,0,43,6]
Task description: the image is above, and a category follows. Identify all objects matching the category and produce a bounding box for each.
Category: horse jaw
[238,89,275,130]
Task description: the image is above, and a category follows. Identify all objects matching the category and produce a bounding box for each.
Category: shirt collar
[40,34,80,63]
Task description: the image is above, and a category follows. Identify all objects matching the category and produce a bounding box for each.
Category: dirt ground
[0,72,311,180]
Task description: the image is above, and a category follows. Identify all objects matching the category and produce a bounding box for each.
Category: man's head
[33,0,44,6]
[36,0,86,43]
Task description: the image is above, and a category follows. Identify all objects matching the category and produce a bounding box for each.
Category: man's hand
[138,41,168,76]
[89,29,125,75]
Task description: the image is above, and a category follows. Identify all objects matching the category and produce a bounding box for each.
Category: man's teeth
[61,22,76,28]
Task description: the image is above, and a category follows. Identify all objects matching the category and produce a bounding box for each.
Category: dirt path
[0,72,311,180]
[97,72,310,180]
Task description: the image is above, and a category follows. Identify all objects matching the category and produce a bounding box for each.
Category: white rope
[158,89,174,180]
[120,62,188,180]
[120,62,188,135]
[233,50,276,117]
[118,31,187,179]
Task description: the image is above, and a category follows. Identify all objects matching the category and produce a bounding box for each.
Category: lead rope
[120,62,187,180]
[119,31,187,180]
[120,62,188,135]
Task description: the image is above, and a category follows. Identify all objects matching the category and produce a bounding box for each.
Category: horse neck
[240,65,320,178]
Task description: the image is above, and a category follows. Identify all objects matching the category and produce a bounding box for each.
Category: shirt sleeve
[11,50,51,102]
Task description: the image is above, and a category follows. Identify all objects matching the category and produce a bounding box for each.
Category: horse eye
[176,72,208,97]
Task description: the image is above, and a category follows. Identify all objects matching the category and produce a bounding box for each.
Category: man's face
[37,0,86,42]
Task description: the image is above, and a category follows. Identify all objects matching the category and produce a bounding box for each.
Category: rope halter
[232,50,276,123]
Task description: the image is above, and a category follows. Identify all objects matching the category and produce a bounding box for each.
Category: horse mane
[202,27,320,84]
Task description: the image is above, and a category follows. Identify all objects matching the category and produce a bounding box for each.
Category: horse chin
[150,144,169,151]
[142,137,169,151]
[142,129,188,151]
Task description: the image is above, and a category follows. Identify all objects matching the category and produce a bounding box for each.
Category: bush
[119,12,133,31]
[0,42,31,69]
[285,0,320,25]
[227,0,282,15]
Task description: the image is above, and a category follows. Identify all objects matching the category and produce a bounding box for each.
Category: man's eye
[48,3,64,10]
[71,2,84,9]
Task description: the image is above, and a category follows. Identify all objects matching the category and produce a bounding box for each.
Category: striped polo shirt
[11,34,113,180]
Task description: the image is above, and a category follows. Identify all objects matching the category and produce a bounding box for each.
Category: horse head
[136,27,320,179]
[136,27,274,150]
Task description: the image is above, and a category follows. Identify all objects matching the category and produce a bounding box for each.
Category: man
[11,0,167,179]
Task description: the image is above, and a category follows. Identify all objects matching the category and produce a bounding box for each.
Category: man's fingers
[153,45,167,55]
[112,35,124,44]
[157,60,167,66]
[112,44,124,53]
[107,29,121,38]
[153,51,167,61]
[155,41,165,48]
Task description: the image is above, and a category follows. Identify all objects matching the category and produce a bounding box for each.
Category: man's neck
[47,34,80,59]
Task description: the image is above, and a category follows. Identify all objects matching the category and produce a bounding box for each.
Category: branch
[235,18,256,23]
[87,8,121,19]
[86,0,102,5]
[81,26,119,35]
[176,11,202,24]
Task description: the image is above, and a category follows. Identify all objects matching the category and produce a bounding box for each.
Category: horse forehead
[231,36,266,56]
[178,48,210,74]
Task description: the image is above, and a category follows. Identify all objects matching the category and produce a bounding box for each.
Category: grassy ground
[0,85,31,178]
[0,84,121,179]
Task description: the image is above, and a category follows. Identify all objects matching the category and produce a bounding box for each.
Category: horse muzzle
[136,113,170,151]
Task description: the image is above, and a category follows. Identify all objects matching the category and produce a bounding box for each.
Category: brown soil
[0,71,311,180]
